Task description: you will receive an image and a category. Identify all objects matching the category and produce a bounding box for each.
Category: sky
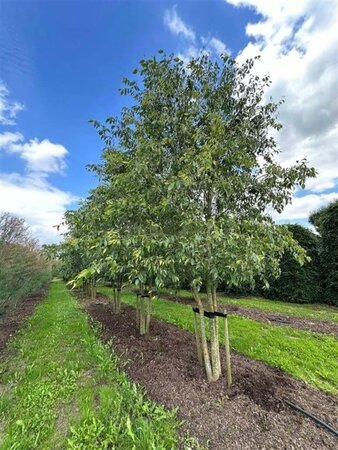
[0,0,337,243]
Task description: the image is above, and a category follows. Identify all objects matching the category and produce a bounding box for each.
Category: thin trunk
[145,294,151,334]
[193,310,203,364]
[112,285,117,313]
[136,293,140,328]
[207,284,221,381]
[139,296,146,335]
[193,287,213,382]
[85,281,90,296]
[116,282,122,314]
[212,286,221,376]
[90,278,96,300]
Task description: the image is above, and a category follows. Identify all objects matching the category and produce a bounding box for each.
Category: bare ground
[0,290,46,355]
[160,293,338,336]
[79,292,338,450]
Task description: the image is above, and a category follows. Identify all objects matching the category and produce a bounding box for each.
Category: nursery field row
[88,289,338,449]
[0,281,185,450]
[158,292,338,335]
[164,289,338,323]
[1,282,337,450]
[98,287,338,394]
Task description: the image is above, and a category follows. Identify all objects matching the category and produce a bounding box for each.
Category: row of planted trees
[0,213,52,314]
[59,51,315,382]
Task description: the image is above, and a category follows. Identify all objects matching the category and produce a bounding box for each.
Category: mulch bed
[160,293,338,336]
[0,290,46,355]
[80,293,338,450]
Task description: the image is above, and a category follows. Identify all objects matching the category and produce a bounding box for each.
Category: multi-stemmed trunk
[192,285,221,382]
[136,290,152,335]
[111,281,122,314]
[90,278,96,300]
[192,284,231,385]
[83,279,96,299]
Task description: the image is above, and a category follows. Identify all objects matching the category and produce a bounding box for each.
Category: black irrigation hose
[285,400,338,438]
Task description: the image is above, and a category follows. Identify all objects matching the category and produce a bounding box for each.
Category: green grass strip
[164,289,338,323]
[0,280,183,450]
[99,287,338,395]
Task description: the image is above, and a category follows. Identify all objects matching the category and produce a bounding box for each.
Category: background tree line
[0,212,52,314]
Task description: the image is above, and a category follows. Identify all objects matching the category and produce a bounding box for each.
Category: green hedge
[219,225,322,304]
[263,224,321,303]
[0,243,51,314]
[310,200,338,306]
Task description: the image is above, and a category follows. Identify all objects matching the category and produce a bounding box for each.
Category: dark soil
[0,290,46,355]
[80,293,338,450]
[160,293,338,336]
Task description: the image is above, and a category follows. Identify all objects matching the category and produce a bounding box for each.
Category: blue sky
[0,0,337,242]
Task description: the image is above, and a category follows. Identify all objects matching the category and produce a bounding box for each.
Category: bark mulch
[81,293,338,450]
[160,293,338,336]
[0,290,46,355]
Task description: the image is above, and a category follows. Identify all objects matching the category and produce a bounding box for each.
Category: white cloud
[271,192,338,222]
[0,84,76,243]
[0,131,68,176]
[0,173,76,244]
[223,0,338,222]
[0,81,24,125]
[201,36,230,55]
[164,6,230,64]
[164,6,196,42]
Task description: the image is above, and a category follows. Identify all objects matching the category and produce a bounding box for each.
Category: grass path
[169,289,338,322]
[99,287,338,394]
[0,281,183,450]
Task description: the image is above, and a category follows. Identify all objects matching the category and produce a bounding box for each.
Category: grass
[163,289,338,323]
[0,280,187,450]
[99,287,338,395]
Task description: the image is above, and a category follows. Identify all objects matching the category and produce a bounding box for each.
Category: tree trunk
[193,287,213,382]
[212,286,221,377]
[145,293,152,334]
[193,310,203,365]
[90,278,96,300]
[112,284,117,313]
[136,292,140,327]
[85,281,90,296]
[116,282,122,314]
[206,285,221,381]
[139,295,146,335]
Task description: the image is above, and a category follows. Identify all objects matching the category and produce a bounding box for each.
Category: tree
[310,200,338,305]
[0,212,35,247]
[90,51,316,381]
[0,212,51,311]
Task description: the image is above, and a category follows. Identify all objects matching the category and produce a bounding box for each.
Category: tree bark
[206,284,221,381]
[193,310,203,364]
[116,282,122,314]
[212,286,221,377]
[139,296,146,335]
[145,294,152,334]
[193,287,213,382]
[136,292,140,328]
[90,278,96,300]
[112,285,117,313]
